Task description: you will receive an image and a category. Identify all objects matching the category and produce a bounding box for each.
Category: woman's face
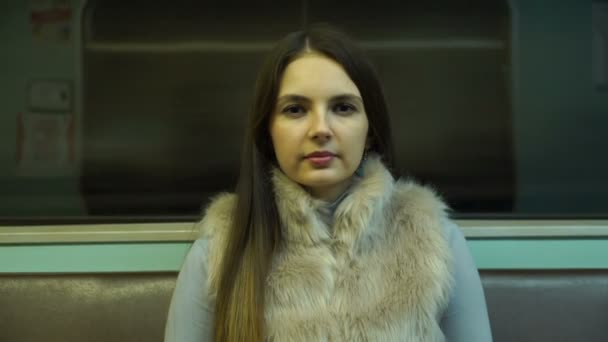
[269,53,369,201]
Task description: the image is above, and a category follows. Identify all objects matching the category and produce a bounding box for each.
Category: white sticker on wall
[29,0,72,44]
[28,80,72,112]
[16,112,75,177]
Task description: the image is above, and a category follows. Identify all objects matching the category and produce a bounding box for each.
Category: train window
[1,0,606,226]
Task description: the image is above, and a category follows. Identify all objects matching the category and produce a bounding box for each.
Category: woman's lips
[307,156,333,167]
[305,152,335,167]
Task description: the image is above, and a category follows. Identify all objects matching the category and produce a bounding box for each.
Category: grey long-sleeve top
[164,221,493,341]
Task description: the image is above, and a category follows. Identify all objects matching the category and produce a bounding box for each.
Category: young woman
[165,25,493,342]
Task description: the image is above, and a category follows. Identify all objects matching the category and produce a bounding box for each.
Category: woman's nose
[308,109,332,142]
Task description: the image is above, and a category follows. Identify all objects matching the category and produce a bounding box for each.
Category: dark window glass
[1,0,606,223]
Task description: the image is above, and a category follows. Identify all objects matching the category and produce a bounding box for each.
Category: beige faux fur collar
[271,154,394,250]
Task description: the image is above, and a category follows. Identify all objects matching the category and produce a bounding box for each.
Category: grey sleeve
[440,221,493,342]
[164,239,214,342]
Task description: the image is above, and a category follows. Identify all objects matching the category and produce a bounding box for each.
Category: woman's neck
[306,176,353,202]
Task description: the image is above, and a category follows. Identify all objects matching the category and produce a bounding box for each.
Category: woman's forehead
[278,53,361,98]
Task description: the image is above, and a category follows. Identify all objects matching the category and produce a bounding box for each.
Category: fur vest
[199,155,453,341]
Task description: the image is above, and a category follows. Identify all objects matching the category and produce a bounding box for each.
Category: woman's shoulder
[440,218,464,248]
[190,193,238,293]
[196,192,238,239]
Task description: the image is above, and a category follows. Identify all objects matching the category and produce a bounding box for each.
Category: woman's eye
[333,103,357,115]
[282,105,306,116]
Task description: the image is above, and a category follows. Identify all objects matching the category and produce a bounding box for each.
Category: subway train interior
[1,0,607,341]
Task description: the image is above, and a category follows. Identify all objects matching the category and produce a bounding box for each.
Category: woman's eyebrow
[276,94,310,104]
[331,94,363,104]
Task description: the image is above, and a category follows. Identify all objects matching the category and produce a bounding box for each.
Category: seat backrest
[481,269,608,342]
[1,270,607,341]
[0,272,176,342]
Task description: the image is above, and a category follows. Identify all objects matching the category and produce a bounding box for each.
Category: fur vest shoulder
[199,155,453,341]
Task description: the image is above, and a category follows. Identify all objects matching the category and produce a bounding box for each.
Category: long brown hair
[213,24,395,341]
